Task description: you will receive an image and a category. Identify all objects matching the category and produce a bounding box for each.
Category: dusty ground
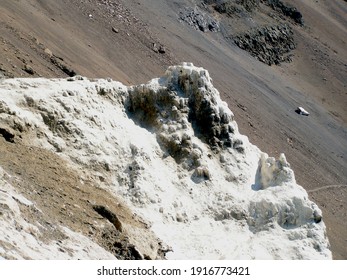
[0,136,164,259]
[0,0,346,259]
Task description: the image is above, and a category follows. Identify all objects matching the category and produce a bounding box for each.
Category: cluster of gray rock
[262,0,303,25]
[179,6,220,32]
[211,0,260,15]
[233,24,295,65]
[205,0,303,25]
[197,0,303,65]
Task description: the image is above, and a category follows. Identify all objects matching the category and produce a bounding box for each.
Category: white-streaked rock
[0,63,331,259]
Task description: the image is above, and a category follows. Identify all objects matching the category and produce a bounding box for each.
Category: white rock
[0,63,331,260]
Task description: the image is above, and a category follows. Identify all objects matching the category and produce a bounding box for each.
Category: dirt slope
[0,0,346,259]
[0,136,164,259]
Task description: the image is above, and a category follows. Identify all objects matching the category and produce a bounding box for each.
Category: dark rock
[50,56,76,77]
[262,0,303,25]
[96,225,144,260]
[23,64,34,75]
[214,0,260,16]
[313,210,322,223]
[158,45,166,54]
[0,127,15,143]
[234,24,296,65]
[93,205,123,232]
[239,0,260,12]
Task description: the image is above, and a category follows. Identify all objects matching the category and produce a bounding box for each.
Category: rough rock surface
[209,0,303,24]
[202,0,303,65]
[0,0,345,260]
[262,0,304,25]
[234,24,295,65]
[212,0,260,15]
[179,6,220,32]
[0,63,332,259]
[128,64,239,160]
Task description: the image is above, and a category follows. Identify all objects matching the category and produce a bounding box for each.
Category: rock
[127,63,240,168]
[313,209,322,223]
[233,24,296,65]
[112,27,119,33]
[179,6,220,32]
[192,166,211,181]
[262,0,304,25]
[93,205,123,232]
[44,48,53,57]
[213,0,260,16]
[152,43,158,53]
[176,214,184,222]
[0,127,15,143]
[158,45,166,54]
[258,153,295,189]
[23,64,34,75]
[50,56,76,77]
[0,63,332,260]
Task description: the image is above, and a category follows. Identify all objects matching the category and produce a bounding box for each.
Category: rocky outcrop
[0,64,331,259]
[127,63,241,172]
[258,153,294,189]
[262,0,303,25]
[179,6,219,32]
[212,0,260,15]
[205,1,303,24]
[200,0,303,65]
[234,24,295,65]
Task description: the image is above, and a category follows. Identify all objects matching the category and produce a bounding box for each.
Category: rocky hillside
[0,64,331,259]
[0,0,346,259]
[179,0,302,65]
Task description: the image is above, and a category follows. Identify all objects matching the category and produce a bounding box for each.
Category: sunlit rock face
[0,63,331,259]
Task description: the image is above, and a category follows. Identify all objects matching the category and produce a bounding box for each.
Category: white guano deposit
[0,63,331,259]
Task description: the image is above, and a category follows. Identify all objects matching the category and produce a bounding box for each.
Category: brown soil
[0,137,164,259]
[0,0,346,259]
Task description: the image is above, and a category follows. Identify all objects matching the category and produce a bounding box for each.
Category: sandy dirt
[0,136,164,260]
[0,0,346,259]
